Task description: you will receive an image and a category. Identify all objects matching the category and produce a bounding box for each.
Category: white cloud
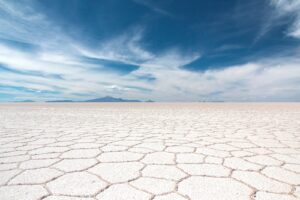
[75,27,154,64]
[203,60,300,101]
[270,0,300,38]
[131,53,300,101]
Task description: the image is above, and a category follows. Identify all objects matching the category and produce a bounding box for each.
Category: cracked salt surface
[0,103,299,200]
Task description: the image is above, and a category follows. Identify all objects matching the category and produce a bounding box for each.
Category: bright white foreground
[0,103,299,200]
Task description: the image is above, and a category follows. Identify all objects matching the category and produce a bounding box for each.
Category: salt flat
[0,103,299,200]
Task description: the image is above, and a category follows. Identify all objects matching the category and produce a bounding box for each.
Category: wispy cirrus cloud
[131,0,175,18]
[269,0,300,38]
[0,0,154,100]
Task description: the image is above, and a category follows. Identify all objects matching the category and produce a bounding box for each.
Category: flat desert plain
[0,103,300,200]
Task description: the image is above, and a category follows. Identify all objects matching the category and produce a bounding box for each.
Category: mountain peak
[85,96,141,102]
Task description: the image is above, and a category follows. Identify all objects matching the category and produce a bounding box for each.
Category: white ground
[0,103,299,200]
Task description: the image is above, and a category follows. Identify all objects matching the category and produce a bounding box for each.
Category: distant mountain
[199,100,225,102]
[46,100,74,102]
[85,96,141,102]
[18,100,35,102]
[44,96,143,102]
[145,100,155,102]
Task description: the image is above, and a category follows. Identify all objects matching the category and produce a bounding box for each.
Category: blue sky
[0,0,300,101]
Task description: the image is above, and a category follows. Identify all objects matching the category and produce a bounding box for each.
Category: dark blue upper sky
[34,0,299,67]
[0,0,299,101]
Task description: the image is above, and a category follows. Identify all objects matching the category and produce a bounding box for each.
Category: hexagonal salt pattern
[178,176,253,200]
[47,172,107,196]
[0,103,299,200]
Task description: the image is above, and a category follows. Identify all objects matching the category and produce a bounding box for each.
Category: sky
[0,0,300,102]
